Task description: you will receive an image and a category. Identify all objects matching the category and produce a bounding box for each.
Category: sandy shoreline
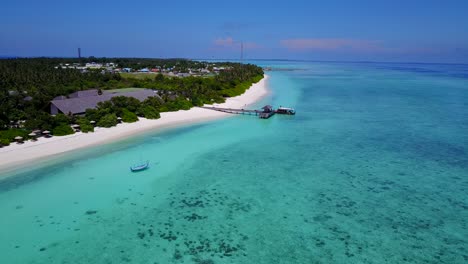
[0,75,269,177]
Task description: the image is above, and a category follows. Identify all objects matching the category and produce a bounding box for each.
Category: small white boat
[130,161,149,172]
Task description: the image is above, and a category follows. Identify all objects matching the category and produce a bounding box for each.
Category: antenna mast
[240,41,244,63]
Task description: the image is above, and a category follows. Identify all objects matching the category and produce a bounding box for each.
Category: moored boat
[276,106,296,115]
[130,161,149,172]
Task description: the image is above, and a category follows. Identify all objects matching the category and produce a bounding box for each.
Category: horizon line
[1,56,467,66]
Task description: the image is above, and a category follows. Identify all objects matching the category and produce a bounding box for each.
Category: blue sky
[1,0,468,63]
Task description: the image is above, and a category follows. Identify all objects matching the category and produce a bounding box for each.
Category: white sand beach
[0,75,269,176]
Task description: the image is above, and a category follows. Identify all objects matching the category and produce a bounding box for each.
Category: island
[0,58,268,174]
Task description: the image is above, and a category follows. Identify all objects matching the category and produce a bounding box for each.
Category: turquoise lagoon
[0,61,467,263]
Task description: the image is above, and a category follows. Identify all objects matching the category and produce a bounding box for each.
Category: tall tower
[78,48,81,58]
[240,41,244,63]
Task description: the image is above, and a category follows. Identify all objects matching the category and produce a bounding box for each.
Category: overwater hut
[262,105,273,113]
[258,105,275,119]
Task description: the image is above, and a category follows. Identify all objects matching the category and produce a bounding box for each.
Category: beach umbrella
[90,120,96,124]
[71,124,80,128]
[42,130,50,134]
[29,132,38,141]
[14,136,23,142]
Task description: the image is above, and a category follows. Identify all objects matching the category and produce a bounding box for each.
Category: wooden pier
[200,105,295,119]
[200,105,276,119]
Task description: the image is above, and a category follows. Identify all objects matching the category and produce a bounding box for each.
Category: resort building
[50,89,161,115]
[85,62,103,69]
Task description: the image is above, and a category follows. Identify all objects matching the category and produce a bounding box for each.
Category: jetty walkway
[200,105,276,119]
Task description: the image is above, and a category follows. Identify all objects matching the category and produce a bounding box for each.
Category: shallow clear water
[1,61,467,263]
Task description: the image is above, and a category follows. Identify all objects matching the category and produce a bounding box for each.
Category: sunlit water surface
[1,61,467,264]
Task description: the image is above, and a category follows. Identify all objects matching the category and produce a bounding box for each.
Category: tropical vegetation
[0,58,263,146]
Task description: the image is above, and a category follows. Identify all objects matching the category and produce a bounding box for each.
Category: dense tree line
[0,59,122,125]
[0,58,263,146]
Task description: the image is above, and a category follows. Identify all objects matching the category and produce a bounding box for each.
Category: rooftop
[51,89,160,115]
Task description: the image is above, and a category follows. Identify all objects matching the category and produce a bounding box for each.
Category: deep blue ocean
[0,61,467,263]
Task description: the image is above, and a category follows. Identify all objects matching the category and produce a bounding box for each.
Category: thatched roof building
[50,89,161,115]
